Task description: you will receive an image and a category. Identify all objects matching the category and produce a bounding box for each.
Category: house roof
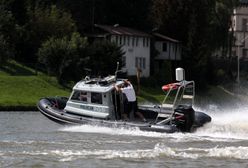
[94,24,152,37]
[152,33,180,43]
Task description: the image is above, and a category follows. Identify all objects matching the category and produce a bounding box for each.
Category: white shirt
[121,84,136,102]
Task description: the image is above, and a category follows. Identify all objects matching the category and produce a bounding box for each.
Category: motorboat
[37,67,211,133]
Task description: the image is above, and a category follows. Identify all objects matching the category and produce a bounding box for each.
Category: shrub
[38,32,88,83]
[19,5,76,63]
[87,40,124,76]
[0,35,13,66]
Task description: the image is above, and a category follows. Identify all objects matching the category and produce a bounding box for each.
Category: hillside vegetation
[0,60,242,111]
[0,60,165,110]
[0,61,70,110]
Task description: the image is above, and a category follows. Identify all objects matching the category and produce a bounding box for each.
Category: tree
[149,0,239,86]
[18,4,76,63]
[210,0,239,82]
[38,32,88,83]
[87,40,124,76]
[57,0,152,32]
[0,4,16,65]
[0,35,13,66]
[0,4,16,39]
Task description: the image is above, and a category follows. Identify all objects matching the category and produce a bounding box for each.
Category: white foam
[194,105,248,141]
[60,105,248,141]
[14,144,248,160]
[60,125,170,138]
[22,151,49,156]
[207,146,248,159]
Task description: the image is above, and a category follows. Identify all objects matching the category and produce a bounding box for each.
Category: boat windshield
[70,90,103,104]
[91,92,102,104]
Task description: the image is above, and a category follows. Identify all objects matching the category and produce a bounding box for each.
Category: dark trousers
[127,101,137,119]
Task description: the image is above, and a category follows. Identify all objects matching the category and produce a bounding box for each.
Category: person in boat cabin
[114,80,146,122]
[79,91,87,102]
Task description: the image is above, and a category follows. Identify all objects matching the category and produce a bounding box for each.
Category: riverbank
[0,61,164,111]
[0,74,70,111]
[0,61,70,111]
[0,82,241,112]
[0,60,243,111]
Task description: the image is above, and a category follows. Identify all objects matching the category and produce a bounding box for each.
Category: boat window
[91,92,102,104]
[71,91,88,102]
[79,91,87,102]
[71,91,80,100]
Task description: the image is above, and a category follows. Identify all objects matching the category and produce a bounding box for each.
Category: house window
[135,57,146,69]
[132,37,135,46]
[142,57,146,69]
[119,36,122,45]
[127,36,130,46]
[136,37,139,46]
[135,57,138,67]
[146,38,149,47]
[122,56,126,68]
[242,48,248,59]
[162,42,167,52]
[232,50,236,57]
[91,92,102,104]
[242,18,248,31]
[123,36,126,45]
[111,36,115,43]
[143,37,145,47]
[115,36,118,44]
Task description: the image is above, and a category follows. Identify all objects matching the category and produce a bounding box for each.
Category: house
[231,0,248,60]
[152,32,182,74]
[153,32,182,61]
[90,24,182,77]
[93,24,152,77]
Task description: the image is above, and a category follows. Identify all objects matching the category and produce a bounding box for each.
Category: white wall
[233,7,248,31]
[155,41,181,60]
[232,6,248,59]
[111,35,150,77]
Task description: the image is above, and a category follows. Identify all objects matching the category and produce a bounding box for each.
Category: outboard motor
[174,105,195,132]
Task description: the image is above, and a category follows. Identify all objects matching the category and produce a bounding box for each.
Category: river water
[1,106,248,168]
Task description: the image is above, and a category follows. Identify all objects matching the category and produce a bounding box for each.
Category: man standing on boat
[114,80,146,122]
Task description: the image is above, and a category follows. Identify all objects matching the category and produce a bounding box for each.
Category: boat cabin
[64,76,126,120]
[38,67,211,132]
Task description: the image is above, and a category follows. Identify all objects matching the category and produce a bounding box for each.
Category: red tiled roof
[94,24,152,37]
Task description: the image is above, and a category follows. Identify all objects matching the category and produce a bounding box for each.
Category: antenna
[115,62,119,81]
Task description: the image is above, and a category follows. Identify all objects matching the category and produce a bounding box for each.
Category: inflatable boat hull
[37,97,211,133]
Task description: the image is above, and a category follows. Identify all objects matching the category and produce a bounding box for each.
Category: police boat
[37,68,211,133]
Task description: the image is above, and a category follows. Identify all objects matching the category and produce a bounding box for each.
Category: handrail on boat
[156,80,195,124]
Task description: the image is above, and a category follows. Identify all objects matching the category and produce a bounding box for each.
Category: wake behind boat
[37,67,211,133]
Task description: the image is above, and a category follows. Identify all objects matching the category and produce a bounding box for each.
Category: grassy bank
[0,60,164,111]
[137,83,242,109]
[0,60,241,111]
[137,86,165,104]
[0,61,70,111]
[0,60,166,111]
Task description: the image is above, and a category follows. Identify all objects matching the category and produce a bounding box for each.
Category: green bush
[0,35,13,66]
[216,68,228,83]
[144,61,172,87]
[19,5,77,63]
[38,32,88,83]
[87,40,124,76]
[0,6,16,66]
